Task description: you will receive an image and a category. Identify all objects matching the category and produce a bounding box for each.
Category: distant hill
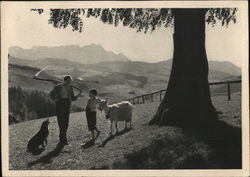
[8,63,89,93]
[9,64,55,92]
[8,56,241,103]
[9,44,130,64]
[209,60,241,76]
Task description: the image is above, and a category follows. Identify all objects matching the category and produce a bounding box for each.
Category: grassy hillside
[8,56,241,126]
[8,64,54,92]
[9,56,240,100]
[9,94,241,170]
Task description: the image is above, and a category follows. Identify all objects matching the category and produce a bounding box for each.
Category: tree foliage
[9,86,84,124]
[9,87,56,122]
[32,8,237,33]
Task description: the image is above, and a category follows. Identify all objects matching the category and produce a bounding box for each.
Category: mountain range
[9,44,130,64]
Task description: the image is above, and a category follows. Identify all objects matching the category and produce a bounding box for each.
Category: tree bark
[149,9,218,127]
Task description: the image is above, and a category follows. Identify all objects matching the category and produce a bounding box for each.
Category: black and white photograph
[1,1,249,176]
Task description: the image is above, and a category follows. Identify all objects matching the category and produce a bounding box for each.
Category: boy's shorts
[86,111,97,131]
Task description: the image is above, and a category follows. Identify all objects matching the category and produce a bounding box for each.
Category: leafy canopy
[31,8,237,33]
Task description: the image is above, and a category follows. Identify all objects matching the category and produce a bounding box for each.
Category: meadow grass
[9,95,241,170]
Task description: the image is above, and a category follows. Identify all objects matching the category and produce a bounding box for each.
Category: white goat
[98,100,133,135]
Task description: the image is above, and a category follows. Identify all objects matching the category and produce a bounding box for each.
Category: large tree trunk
[149,9,218,127]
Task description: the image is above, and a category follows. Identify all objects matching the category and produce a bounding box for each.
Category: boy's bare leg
[95,128,100,138]
[110,121,113,135]
[91,131,95,140]
[115,122,118,134]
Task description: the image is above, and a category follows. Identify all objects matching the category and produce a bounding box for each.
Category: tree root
[149,104,219,128]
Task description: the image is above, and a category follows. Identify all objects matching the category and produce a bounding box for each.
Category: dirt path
[9,95,241,170]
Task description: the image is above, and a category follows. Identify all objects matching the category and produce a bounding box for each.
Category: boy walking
[50,75,81,145]
[85,89,101,140]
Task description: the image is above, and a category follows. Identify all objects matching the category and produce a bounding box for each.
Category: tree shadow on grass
[106,120,241,169]
[183,119,242,169]
[98,128,132,148]
[27,143,66,167]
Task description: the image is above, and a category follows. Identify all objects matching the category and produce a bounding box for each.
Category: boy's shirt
[86,97,101,112]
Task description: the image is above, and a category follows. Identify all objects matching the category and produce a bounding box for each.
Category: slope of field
[8,63,90,93]
[8,64,55,92]
[9,94,241,170]
[9,56,240,103]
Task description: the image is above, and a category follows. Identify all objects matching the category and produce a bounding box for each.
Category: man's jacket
[50,84,77,103]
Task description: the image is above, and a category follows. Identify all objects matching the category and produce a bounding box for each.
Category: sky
[5,7,244,67]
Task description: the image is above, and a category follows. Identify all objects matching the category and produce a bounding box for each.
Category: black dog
[27,119,50,155]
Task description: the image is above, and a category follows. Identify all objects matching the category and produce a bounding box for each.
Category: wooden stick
[33,76,82,93]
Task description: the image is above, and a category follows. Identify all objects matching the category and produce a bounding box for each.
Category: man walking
[50,75,81,145]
